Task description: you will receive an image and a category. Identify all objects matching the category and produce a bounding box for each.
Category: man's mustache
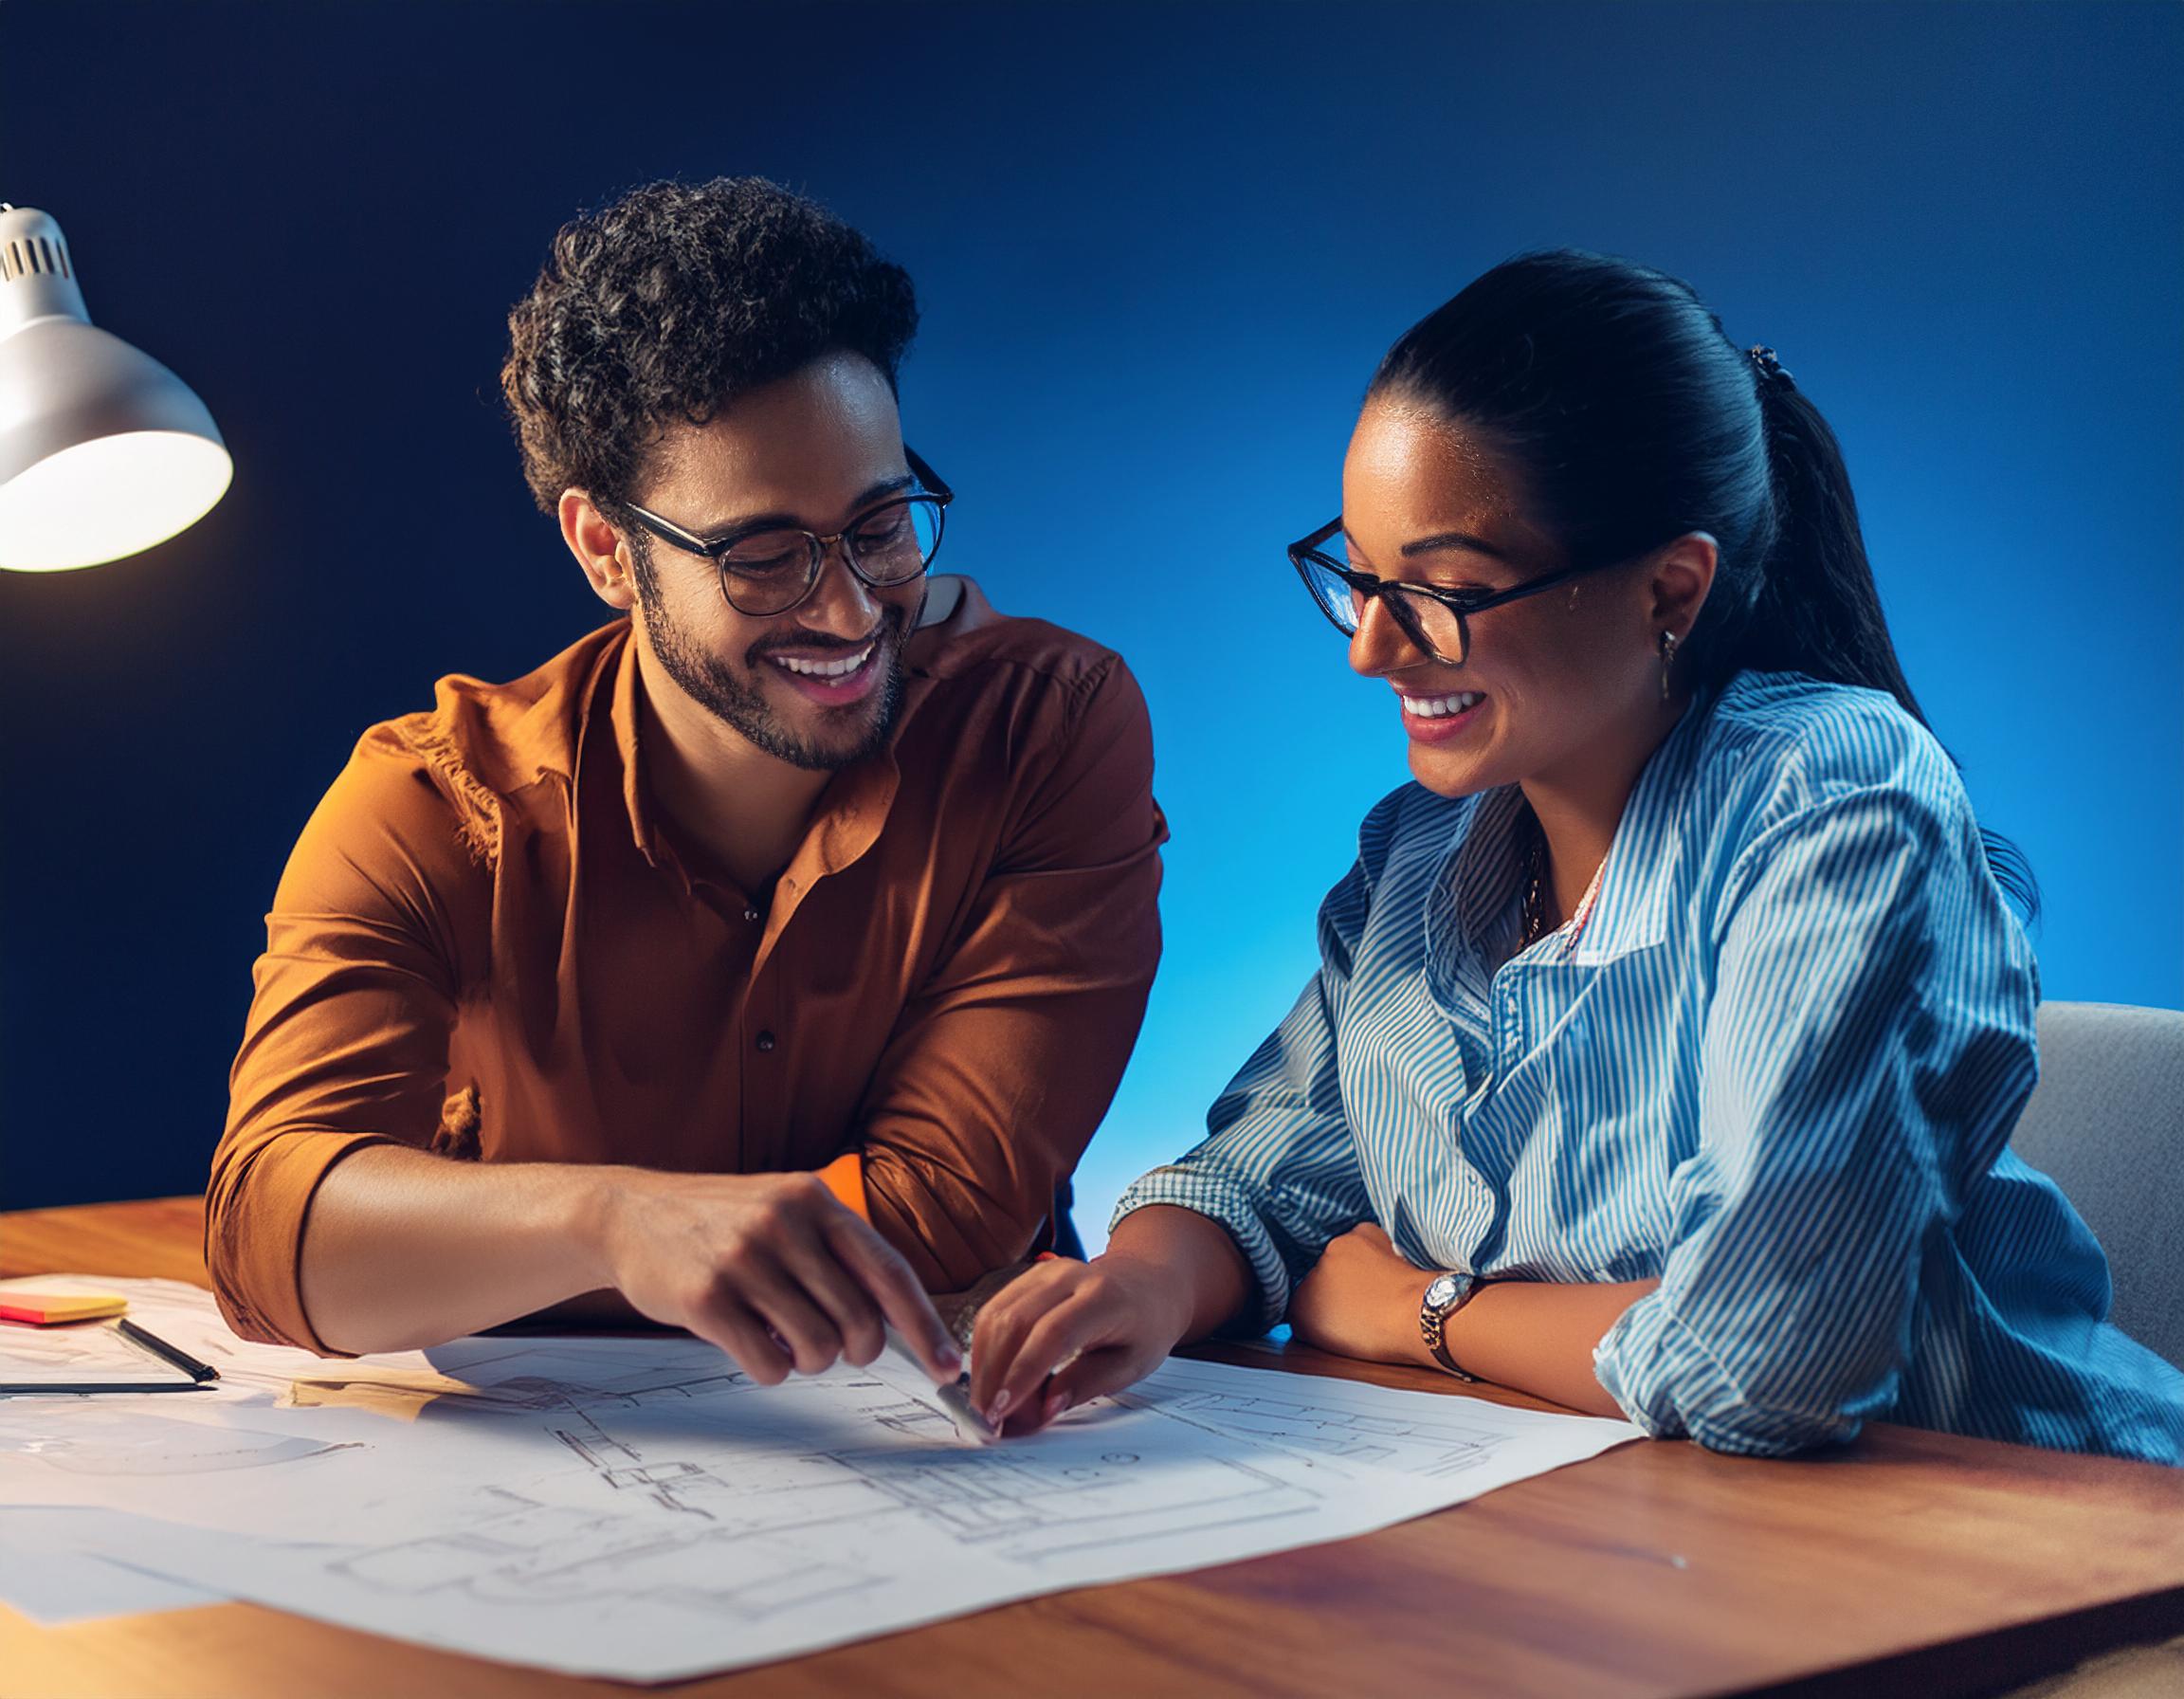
[745,606,904,667]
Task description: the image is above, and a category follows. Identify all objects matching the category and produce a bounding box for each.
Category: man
[208,179,1165,1388]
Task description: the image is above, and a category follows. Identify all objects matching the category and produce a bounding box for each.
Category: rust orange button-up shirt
[209,577,1165,1352]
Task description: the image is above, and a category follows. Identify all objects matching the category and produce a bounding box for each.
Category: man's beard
[629,540,910,772]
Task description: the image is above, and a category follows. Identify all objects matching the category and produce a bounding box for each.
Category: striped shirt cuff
[1111,1165,1298,1336]
[1593,1290,1863,1456]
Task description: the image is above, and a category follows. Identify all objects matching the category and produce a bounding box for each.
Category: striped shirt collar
[1425,684,1720,979]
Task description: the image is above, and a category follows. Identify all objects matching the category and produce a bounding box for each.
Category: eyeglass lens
[1296,551,1469,665]
[721,497,944,615]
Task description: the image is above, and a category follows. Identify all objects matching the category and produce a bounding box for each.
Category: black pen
[118,1318,221,1384]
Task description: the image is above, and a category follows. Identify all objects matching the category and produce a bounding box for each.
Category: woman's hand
[965,1205,1256,1436]
[968,1253,1195,1435]
[1287,1220,1437,1368]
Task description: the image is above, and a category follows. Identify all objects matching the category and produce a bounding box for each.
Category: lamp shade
[0,205,231,572]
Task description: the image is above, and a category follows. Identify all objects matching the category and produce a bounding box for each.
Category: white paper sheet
[0,1277,1643,1679]
[0,1275,447,1405]
[0,1315,204,1390]
[0,1510,223,1623]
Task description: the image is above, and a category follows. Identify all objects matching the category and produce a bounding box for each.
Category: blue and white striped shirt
[1115,671,2184,1462]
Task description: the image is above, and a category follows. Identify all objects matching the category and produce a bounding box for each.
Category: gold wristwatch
[1419,1271,1481,1382]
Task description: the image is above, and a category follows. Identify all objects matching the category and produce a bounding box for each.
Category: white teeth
[775,644,873,680]
[1400,690,1483,720]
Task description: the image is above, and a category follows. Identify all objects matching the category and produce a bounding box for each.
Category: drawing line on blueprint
[329,1487,882,1623]
[1141,1388,1503,1477]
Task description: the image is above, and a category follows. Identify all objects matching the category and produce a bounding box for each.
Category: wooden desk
[5,1197,2182,1699]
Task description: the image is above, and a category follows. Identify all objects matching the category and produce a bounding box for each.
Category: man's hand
[1287,1220,1437,1368]
[589,1169,961,1387]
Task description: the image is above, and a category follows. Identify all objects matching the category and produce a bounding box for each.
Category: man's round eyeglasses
[1287,517,1621,667]
[620,448,953,618]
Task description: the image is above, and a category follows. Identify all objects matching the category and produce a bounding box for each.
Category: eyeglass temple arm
[627,502,713,554]
[904,445,952,503]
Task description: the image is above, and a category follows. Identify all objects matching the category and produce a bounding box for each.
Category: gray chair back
[2008,1001,2184,1371]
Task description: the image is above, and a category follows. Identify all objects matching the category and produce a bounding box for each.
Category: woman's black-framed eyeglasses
[621,447,954,618]
[1287,516,1618,667]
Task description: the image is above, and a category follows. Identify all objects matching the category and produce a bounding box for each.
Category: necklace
[1518,813,1606,956]
[1519,821,1551,951]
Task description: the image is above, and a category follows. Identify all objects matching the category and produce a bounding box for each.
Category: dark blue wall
[2,1,2177,1225]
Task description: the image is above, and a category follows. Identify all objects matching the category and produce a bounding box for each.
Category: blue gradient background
[1,3,2176,1231]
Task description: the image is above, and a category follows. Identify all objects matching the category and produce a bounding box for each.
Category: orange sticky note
[0,1291,129,1325]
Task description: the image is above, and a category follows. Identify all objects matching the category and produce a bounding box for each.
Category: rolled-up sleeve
[1113,855,1374,1333]
[856,656,1167,1291]
[1592,778,2038,1455]
[208,733,484,1352]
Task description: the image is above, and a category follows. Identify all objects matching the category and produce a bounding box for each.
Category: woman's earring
[1658,630,1679,703]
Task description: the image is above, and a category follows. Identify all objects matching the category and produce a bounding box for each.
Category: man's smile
[761,637,883,706]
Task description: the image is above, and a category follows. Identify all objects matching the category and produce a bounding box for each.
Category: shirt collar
[1564,684,1719,964]
[1430,683,1720,974]
[607,627,663,868]
[590,574,987,884]
[1442,785,1531,967]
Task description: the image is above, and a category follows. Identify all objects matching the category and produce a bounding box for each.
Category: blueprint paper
[0,1314,202,1389]
[0,1510,223,1624]
[0,1273,532,1621]
[1134,1356,1647,1493]
[0,1274,451,1406]
[0,1278,1642,1680]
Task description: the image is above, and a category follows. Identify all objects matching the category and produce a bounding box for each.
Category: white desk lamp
[0,204,231,572]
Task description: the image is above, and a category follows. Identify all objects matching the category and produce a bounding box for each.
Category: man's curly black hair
[501,177,919,514]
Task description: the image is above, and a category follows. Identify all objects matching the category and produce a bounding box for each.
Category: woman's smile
[1394,685,1487,743]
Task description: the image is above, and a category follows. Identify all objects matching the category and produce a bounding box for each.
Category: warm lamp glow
[0,203,231,573]
[0,430,231,571]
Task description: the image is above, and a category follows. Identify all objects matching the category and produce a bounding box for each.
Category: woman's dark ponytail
[1743,363,2039,918]
[1733,361,1919,713]
[1371,250,2038,921]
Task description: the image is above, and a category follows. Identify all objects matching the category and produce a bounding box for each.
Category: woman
[970,250,2184,1462]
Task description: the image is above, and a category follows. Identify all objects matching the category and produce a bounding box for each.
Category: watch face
[1425,1273,1461,1310]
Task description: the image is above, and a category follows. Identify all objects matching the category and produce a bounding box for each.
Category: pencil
[118,1318,221,1383]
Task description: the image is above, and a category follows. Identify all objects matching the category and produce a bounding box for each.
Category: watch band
[1419,1271,1482,1382]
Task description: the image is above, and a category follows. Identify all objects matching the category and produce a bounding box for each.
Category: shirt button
[743,907,759,923]
[755,1031,777,1052]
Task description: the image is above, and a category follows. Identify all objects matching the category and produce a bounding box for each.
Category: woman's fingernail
[989,1389,1012,1424]
[1043,1389,1066,1423]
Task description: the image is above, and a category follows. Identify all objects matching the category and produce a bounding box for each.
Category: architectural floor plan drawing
[1,1276,1643,1680]
[1131,1356,1616,1481]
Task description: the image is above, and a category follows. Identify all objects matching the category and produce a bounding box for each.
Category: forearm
[1440,1278,1660,1416]
[1103,1204,1255,1343]
[298,1144,618,1355]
